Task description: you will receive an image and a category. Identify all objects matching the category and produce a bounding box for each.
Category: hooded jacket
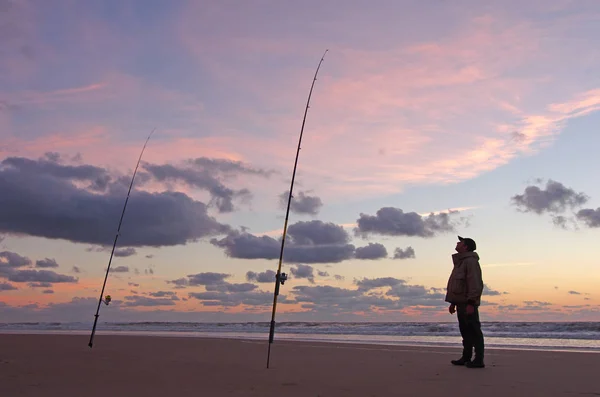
[445,251,484,306]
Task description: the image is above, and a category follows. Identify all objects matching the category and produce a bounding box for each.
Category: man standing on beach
[445,236,485,368]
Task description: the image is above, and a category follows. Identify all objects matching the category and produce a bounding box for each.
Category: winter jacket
[445,251,484,306]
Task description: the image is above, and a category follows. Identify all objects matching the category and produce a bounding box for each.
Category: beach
[1,334,599,396]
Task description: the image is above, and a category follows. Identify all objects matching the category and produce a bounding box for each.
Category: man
[445,236,485,368]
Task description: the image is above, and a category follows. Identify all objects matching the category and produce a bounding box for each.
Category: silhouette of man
[445,236,485,368]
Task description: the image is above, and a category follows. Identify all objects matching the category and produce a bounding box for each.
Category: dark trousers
[456,304,485,361]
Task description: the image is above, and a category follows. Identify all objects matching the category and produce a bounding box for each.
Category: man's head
[456,236,476,253]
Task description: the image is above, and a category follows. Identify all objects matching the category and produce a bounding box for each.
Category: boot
[466,358,485,368]
[451,357,471,366]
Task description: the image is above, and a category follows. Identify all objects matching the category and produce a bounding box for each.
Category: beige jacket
[445,251,484,306]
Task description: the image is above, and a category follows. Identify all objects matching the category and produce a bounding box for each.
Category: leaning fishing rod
[266,49,328,368]
[88,128,156,348]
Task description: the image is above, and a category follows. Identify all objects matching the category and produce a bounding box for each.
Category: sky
[1,0,600,323]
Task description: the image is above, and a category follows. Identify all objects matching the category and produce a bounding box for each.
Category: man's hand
[466,304,475,315]
[448,304,456,314]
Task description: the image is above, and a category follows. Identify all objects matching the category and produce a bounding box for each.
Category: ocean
[1,321,600,352]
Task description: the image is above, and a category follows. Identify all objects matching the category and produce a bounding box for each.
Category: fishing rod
[88,128,156,348]
[266,49,328,369]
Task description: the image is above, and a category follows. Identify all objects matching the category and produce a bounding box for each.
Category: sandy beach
[1,334,599,396]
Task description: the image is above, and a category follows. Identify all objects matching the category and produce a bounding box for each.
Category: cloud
[318,270,329,277]
[393,246,416,260]
[205,282,257,293]
[290,264,315,283]
[42,289,54,294]
[246,270,276,283]
[568,290,581,295]
[188,289,278,307]
[0,156,231,247]
[355,277,405,291]
[483,284,507,296]
[354,207,459,238]
[167,272,230,287]
[6,269,78,283]
[141,157,273,213]
[71,266,81,273]
[210,220,357,263]
[279,190,323,215]
[0,281,17,291]
[290,277,446,313]
[511,179,588,214]
[110,266,129,273]
[35,258,59,268]
[122,295,178,307]
[0,251,32,268]
[114,247,137,257]
[29,282,52,288]
[148,291,178,298]
[354,243,388,260]
[576,208,600,228]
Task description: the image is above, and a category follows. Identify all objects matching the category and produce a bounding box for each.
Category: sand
[1,334,599,396]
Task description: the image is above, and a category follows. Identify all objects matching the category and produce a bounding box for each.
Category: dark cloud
[205,282,257,293]
[0,251,32,268]
[187,157,274,178]
[167,272,230,287]
[576,208,600,228]
[290,264,315,283]
[141,158,272,213]
[128,282,139,287]
[0,156,231,247]
[42,289,54,294]
[511,180,588,215]
[334,274,345,281]
[568,290,581,295]
[122,295,178,307]
[393,246,416,260]
[354,243,388,260]
[114,247,137,257]
[148,291,178,298]
[71,266,81,273]
[210,221,357,264]
[145,254,154,259]
[211,232,355,264]
[354,207,457,238]
[0,281,17,291]
[318,270,329,277]
[6,269,78,283]
[28,282,52,288]
[188,290,278,307]
[483,284,507,296]
[279,190,323,215]
[35,258,59,268]
[110,266,129,273]
[288,220,349,245]
[1,156,111,191]
[355,277,405,291]
[246,270,276,283]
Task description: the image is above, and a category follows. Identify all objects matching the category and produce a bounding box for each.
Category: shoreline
[2,329,599,354]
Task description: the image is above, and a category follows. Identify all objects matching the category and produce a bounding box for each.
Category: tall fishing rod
[88,128,156,348]
[266,49,328,368]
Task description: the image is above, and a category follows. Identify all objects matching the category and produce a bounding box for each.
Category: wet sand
[1,333,599,396]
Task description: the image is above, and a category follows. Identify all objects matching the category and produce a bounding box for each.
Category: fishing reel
[102,295,112,305]
[279,272,288,285]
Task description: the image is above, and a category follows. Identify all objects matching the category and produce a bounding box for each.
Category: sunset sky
[1,0,599,323]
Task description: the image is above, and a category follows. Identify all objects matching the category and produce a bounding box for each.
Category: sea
[1,321,600,353]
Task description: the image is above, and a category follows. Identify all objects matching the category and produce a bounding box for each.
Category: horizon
[1,0,600,324]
